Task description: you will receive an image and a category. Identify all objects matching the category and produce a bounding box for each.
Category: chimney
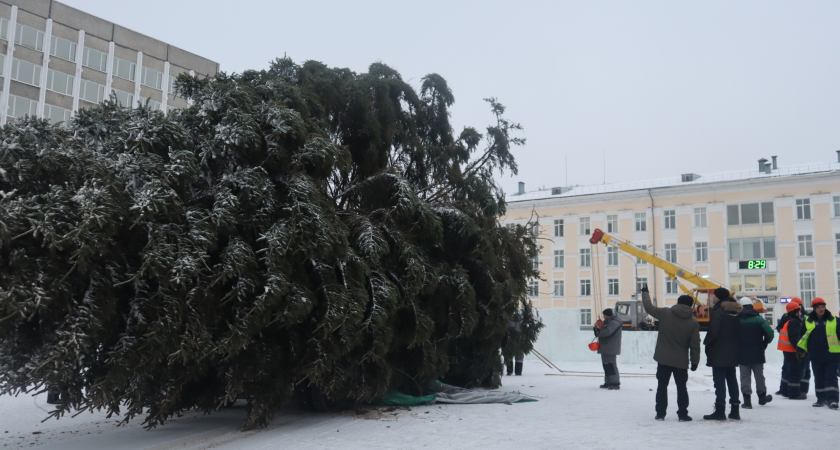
[518,182,525,195]
[836,150,839,163]
[764,162,772,174]
[771,156,777,170]
[757,158,767,172]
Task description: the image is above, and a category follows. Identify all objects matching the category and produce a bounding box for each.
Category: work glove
[641,285,649,293]
[592,325,599,337]
[796,351,806,362]
[690,363,697,372]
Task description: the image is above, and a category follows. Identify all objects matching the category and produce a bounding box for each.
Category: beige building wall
[505,169,840,327]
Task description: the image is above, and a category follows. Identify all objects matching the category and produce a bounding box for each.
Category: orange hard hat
[791,297,802,305]
[812,297,826,307]
[786,302,801,313]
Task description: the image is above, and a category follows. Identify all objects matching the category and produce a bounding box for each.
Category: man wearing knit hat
[594,308,622,390]
[737,297,775,408]
[704,287,743,420]
[797,297,840,409]
[641,286,700,422]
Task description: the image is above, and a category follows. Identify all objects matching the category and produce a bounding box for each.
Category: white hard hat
[738,297,753,306]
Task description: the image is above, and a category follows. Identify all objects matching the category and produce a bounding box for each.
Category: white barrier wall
[529,308,783,366]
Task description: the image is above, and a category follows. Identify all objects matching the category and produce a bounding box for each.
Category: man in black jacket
[703,287,743,420]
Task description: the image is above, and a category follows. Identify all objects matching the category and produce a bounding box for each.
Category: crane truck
[589,228,732,332]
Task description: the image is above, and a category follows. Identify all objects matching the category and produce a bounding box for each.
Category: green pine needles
[0,58,542,429]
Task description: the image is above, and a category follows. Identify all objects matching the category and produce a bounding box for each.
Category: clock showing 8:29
[739,260,767,269]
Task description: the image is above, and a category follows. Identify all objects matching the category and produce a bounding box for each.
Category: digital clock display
[739,260,767,269]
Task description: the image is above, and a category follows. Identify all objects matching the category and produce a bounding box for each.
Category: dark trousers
[812,360,840,404]
[712,367,740,405]
[802,353,811,394]
[782,353,804,398]
[656,364,689,417]
[779,355,789,395]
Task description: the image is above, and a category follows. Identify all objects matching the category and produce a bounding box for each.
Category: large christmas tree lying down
[0,58,543,429]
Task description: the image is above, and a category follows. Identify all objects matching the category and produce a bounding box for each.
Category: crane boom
[589,228,727,305]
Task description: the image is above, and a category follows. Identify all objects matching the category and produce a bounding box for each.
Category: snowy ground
[1,362,838,449]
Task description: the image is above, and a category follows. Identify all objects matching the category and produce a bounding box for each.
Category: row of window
[6,94,72,125]
[543,241,711,270]
[542,198,840,239]
[572,272,840,325]
[0,19,177,93]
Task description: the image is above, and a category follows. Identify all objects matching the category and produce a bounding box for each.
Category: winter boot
[678,414,693,422]
[600,384,610,389]
[607,385,620,390]
[742,395,752,409]
[790,393,807,400]
[813,401,825,407]
[514,362,523,376]
[829,403,839,410]
[758,392,772,405]
[728,404,740,420]
[703,404,727,421]
[654,415,664,421]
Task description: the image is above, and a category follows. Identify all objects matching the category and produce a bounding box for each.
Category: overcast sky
[62,0,840,195]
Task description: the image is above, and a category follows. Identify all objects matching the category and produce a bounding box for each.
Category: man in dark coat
[594,308,622,390]
[779,303,807,399]
[737,297,774,408]
[703,287,743,420]
[642,287,700,422]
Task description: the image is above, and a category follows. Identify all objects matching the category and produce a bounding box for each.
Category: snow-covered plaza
[1,361,837,449]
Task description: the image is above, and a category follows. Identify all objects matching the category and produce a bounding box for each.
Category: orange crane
[589,228,732,331]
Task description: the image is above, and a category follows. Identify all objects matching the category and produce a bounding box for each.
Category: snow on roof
[508,161,840,202]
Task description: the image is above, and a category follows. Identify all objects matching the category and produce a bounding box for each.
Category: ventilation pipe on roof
[764,162,773,174]
[758,158,767,172]
[771,156,777,170]
[836,150,839,163]
[517,182,525,195]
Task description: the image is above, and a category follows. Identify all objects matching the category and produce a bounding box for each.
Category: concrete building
[0,0,218,125]
[503,152,840,328]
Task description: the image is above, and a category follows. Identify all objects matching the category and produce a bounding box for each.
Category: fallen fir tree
[0,58,543,429]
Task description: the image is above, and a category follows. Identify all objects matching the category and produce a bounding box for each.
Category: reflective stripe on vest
[797,316,840,353]
[778,321,797,352]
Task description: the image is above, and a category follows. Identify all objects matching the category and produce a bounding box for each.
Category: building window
[664,210,676,230]
[82,47,108,72]
[169,75,177,94]
[11,58,42,86]
[833,196,840,217]
[580,308,592,326]
[50,36,77,63]
[799,272,816,303]
[553,280,564,297]
[729,237,776,260]
[666,277,679,294]
[741,203,760,225]
[553,250,564,269]
[765,275,778,291]
[80,80,106,104]
[579,217,590,236]
[0,17,8,40]
[113,57,136,81]
[7,95,37,119]
[636,244,647,265]
[636,277,648,293]
[15,24,44,51]
[764,237,776,258]
[112,89,135,108]
[553,219,564,237]
[664,243,677,263]
[532,256,539,271]
[745,275,763,291]
[608,278,619,296]
[139,97,162,111]
[580,248,591,267]
[607,246,618,266]
[695,242,708,262]
[43,104,72,126]
[635,212,647,232]
[607,214,618,233]
[142,67,164,90]
[798,235,813,257]
[835,233,840,255]
[693,207,707,228]
[46,69,74,96]
[727,204,740,225]
[742,238,761,259]
[796,198,811,220]
[728,202,775,225]
[528,279,539,297]
[580,279,591,297]
[761,202,774,223]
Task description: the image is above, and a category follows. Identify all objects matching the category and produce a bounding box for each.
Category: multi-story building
[0,0,218,125]
[503,153,840,328]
